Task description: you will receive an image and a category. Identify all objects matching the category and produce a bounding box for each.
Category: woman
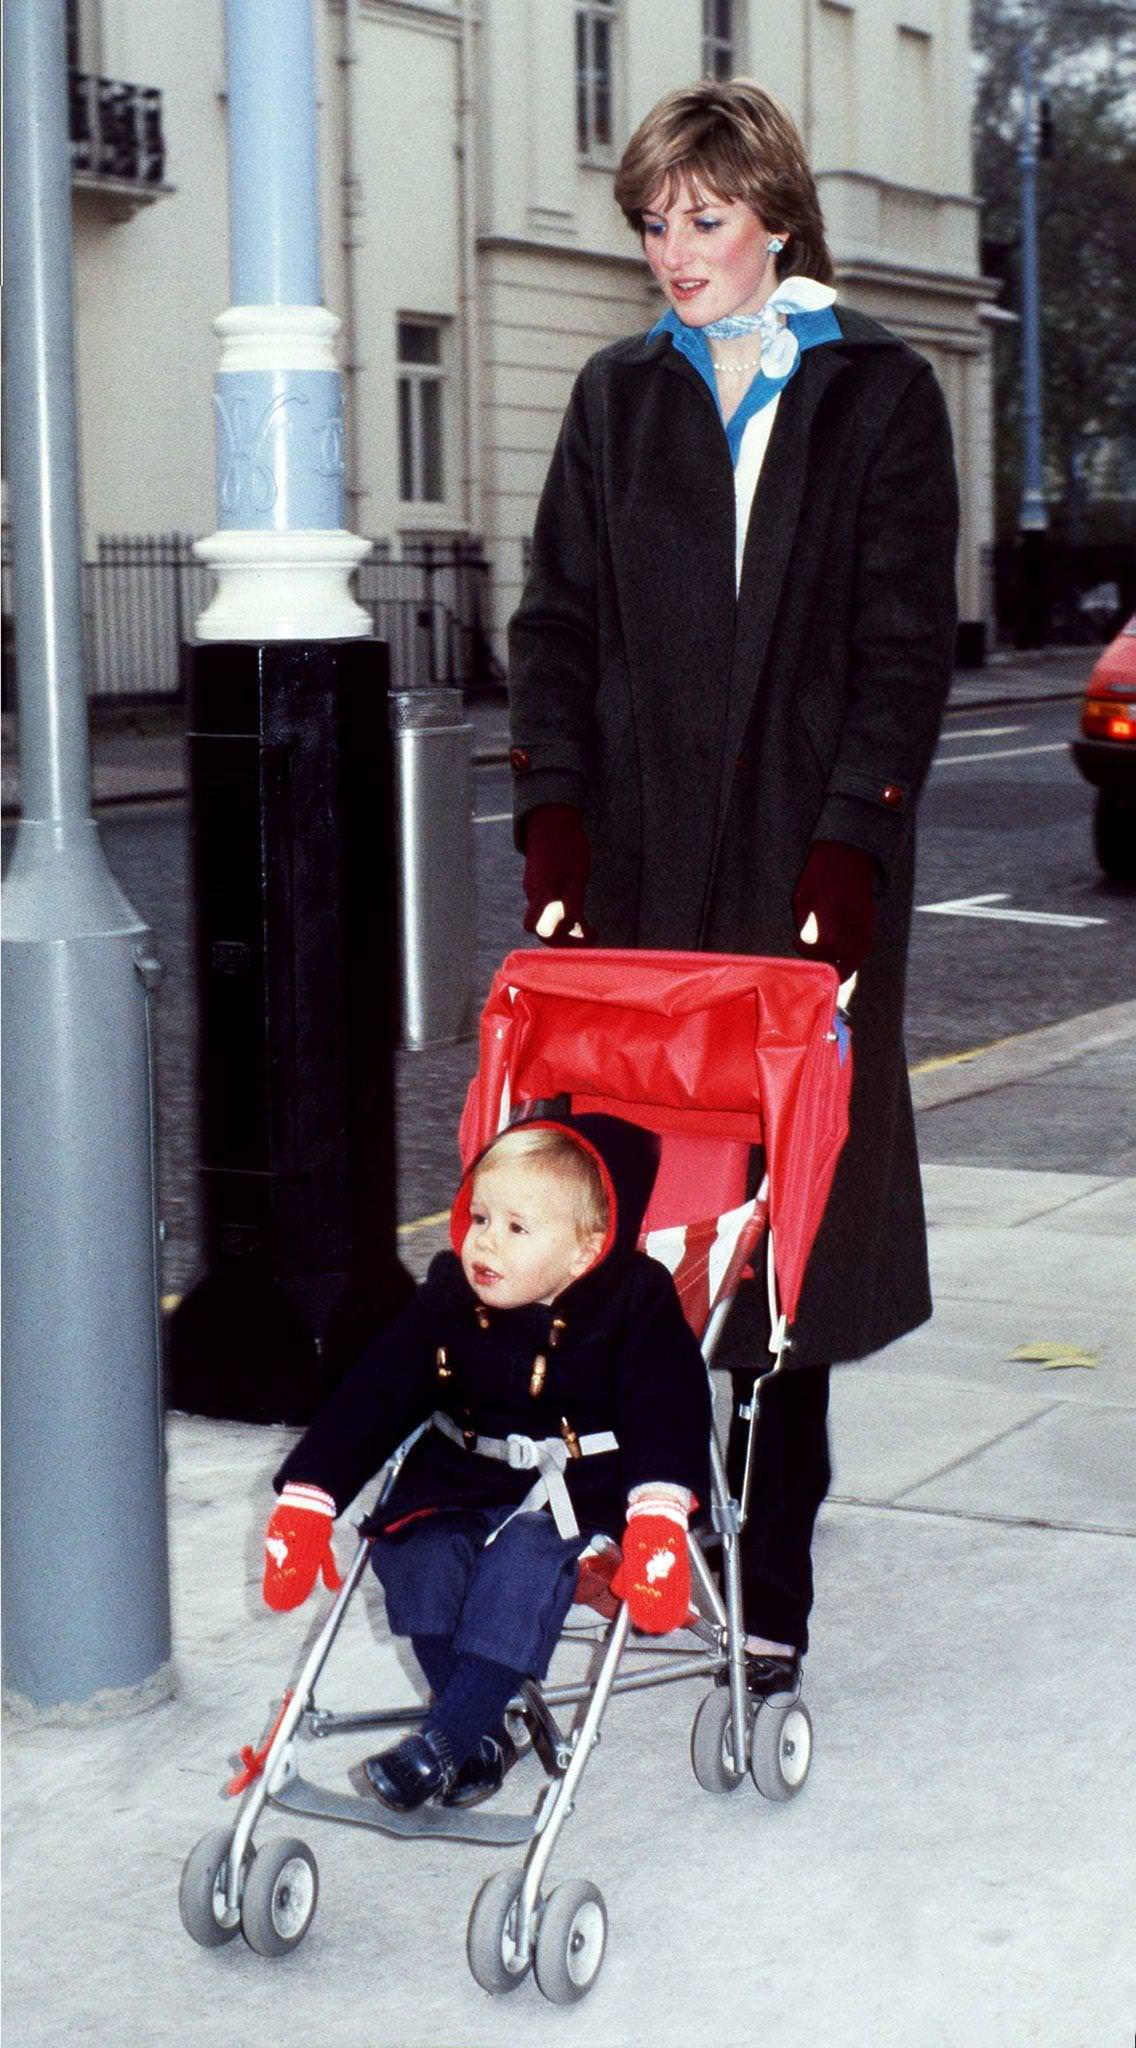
[507,80,959,1692]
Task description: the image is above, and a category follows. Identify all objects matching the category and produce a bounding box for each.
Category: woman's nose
[660,226,694,272]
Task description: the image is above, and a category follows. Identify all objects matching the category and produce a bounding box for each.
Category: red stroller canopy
[460,950,852,1328]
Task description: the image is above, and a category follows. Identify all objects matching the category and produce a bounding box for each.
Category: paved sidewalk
[0,649,1091,815]
[4,1010,1134,2048]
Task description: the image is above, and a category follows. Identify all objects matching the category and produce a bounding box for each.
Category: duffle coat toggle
[429,1410,618,1539]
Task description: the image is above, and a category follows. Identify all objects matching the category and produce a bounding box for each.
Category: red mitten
[521,804,596,946]
[262,1483,342,1611]
[792,839,878,978]
[612,1495,690,1634]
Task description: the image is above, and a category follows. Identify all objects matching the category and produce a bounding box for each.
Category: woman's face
[640,176,780,326]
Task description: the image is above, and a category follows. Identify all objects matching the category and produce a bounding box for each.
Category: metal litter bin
[390,686,477,1050]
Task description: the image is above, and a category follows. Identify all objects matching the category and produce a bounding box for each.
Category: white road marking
[932,741,1068,767]
[938,724,1026,741]
[917,892,1107,930]
[474,811,513,824]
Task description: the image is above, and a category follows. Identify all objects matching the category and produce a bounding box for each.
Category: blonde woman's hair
[475,1126,608,1242]
[614,77,834,286]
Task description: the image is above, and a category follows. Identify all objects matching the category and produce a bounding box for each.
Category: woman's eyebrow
[643,201,718,219]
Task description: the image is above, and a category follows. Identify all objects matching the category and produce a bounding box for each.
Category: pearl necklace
[711,356,763,376]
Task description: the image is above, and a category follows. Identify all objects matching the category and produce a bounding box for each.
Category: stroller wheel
[467,1868,531,1994]
[179,1827,245,1947]
[534,1879,607,2004]
[239,1836,319,1956]
[690,1689,747,1793]
[749,1698,813,1801]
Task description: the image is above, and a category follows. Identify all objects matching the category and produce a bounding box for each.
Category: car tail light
[1081,696,1136,742]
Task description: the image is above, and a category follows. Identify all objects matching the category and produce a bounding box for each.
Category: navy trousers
[370,1506,587,1679]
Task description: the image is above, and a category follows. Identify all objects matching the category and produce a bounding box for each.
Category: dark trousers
[726,1363,831,1653]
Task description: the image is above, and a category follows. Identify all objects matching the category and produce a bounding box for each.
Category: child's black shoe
[357,1728,455,1811]
[440,1729,518,1810]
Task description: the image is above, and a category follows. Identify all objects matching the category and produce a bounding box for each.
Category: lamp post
[1,0,171,1717]
[1016,34,1049,648]
[168,0,412,1423]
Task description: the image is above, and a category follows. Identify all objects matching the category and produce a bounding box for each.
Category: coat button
[509,746,531,773]
[881,782,904,808]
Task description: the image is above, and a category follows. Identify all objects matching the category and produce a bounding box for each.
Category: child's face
[461,1158,603,1310]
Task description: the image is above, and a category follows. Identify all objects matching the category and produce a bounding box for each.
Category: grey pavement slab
[5,1455,1133,2048]
[896,1398,1136,1532]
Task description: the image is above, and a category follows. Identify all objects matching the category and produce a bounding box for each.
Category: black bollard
[168,636,414,1424]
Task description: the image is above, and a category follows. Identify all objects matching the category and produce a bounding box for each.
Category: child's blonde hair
[475,1126,608,1243]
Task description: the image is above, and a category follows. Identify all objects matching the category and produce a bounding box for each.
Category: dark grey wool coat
[508,308,960,1367]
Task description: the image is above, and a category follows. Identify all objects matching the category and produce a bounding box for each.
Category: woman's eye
[695,217,721,233]
[642,220,664,238]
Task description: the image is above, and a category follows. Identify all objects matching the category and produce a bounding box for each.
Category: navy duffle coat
[274,1113,712,1538]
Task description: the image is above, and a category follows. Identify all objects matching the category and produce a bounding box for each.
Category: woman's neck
[705,327,766,424]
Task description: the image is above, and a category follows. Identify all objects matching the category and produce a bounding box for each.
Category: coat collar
[646,304,843,466]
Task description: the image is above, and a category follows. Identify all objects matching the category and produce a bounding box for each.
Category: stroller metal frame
[183,1237,810,1998]
[180,952,847,2001]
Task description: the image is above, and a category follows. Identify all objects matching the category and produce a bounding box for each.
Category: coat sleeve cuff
[513,770,591,848]
[810,791,908,879]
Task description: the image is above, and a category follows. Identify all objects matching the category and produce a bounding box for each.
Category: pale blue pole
[225,0,321,307]
[198,0,363,594]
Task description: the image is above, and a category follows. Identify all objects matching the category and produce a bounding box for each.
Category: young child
[262,1109,712,1812]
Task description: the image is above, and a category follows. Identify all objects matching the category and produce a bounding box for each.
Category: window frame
[575,1,618,165]
[395,316,449,510]
[701,0,736,82]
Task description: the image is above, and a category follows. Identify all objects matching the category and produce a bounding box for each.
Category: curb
[909,998,1136,1111]
[1,742,513,819]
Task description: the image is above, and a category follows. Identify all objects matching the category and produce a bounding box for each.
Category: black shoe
[357,1728,455,1812]
[744,1651,801,1699]
[440,1729,518,1810]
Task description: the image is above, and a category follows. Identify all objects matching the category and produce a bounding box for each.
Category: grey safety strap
[430,1411,618,1539]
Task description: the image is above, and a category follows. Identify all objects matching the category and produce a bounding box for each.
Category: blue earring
[767,236,785,254]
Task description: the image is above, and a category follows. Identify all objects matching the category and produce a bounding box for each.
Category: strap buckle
[505,1433,539,1472]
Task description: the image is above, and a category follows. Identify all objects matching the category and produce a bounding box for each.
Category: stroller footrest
[271,1772,537,1847]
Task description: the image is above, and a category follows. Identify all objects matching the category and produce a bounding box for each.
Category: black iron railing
[70,72,165,187]
[1,533,503,709]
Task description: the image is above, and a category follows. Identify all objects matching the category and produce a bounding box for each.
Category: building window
[702,0,736,80]
[576,2,617,160]
[895,25,933,184]
[397,318,446,505]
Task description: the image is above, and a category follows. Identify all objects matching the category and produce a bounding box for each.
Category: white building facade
[60,0,993,665]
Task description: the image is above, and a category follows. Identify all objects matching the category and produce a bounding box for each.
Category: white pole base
[193,528,372,642]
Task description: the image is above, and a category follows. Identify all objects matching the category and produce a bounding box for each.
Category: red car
[1071,615,1136,882]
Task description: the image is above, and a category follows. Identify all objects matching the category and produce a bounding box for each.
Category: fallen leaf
[1010,1341,1098,1370]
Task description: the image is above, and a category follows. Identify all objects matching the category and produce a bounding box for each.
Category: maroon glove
[792,840,877,978]
[521,804,596,946]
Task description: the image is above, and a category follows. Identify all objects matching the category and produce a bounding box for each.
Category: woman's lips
[671,280,706,299]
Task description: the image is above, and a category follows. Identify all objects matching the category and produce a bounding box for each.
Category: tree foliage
[972,0,1136,539]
